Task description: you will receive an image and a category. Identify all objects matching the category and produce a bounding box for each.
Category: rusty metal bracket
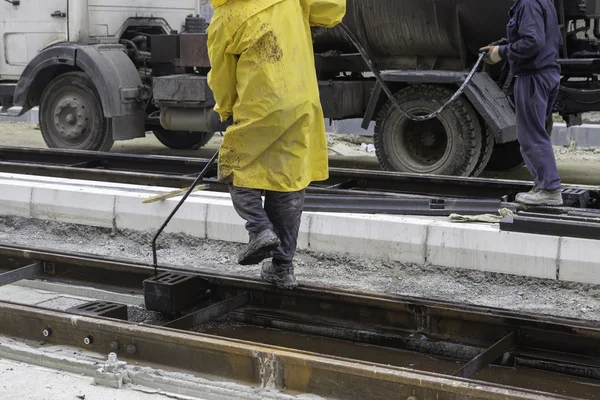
[0,263,43,286]
[43,262,56,275]
[500,214,600,240]
[164,292,251,330]
[454,331,517,379]
[303,195,511,216]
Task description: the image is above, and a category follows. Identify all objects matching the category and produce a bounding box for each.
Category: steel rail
[0,243,600,398]
[0,146,597,206]
[0,302,562,400]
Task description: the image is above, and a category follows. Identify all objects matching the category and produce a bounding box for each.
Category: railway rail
[0,146,597,215]
[0,243,599,399]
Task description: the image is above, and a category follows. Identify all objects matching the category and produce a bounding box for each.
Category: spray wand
[151,119,229,274]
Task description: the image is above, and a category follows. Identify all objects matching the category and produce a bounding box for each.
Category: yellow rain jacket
[207,0,346,192]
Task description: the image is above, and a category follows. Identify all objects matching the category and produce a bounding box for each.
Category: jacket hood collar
[211,0,228,8]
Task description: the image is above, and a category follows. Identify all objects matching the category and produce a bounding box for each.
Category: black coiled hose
[338,23,487,122]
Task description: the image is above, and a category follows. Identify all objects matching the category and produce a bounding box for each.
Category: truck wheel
[470,125,495,177]
[485,117,553,171]
[39,72,113,152]
[374,85,482,176]
[152,129,215,150]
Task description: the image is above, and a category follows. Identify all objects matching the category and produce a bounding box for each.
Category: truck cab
[0,0,210,77]
[0,0,214,151]
[0,0,69,80]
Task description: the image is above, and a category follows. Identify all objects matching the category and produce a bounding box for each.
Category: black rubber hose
[120,39,141,61]
[338,23,486,122]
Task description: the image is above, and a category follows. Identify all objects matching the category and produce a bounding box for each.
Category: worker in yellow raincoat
[207,0,346,289]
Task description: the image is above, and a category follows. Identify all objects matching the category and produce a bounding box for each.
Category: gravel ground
[1,216,599,321]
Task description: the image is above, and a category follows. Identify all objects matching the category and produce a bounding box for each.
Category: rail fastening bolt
[108,341,120,352]
[125,344,138,355]
[83,336,93,345]
[42,328,52,337]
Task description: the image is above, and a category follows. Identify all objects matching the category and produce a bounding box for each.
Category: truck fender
[361,71,517,144]
[14,44,146,140]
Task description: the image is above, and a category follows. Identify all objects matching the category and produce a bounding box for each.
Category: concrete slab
[0,285,59,305]
[35,296,90,310]
[308,213,428,264]
[0,173,598,283]
[0,336,302,400]
[115,192,207,237]
[558,237,600,285]
[31,184,117,228]
[0,285,94,310]
[0,180,32,217]
[15,280,144,306]
[0,358,201,400]
[0,107,39,123]
[426,221,559,279]
[205,198,249,243]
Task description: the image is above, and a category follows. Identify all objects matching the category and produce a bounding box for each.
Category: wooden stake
[143,184,209,204]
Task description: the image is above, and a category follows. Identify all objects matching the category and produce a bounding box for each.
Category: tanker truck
[1,0,600,176]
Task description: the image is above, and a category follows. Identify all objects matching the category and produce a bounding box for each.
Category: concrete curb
[0,107,39,123]
[552,122,600,147]
[0,173,598,285]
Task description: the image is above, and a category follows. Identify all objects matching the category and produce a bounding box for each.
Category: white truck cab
[1,0,213,78]
[0,0,69,80]
[0,0,216,151]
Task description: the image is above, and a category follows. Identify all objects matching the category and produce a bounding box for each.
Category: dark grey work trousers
[229,185,305,264]
[514,71,561,191]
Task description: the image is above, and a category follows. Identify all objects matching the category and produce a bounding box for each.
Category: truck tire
[470,125,495,177]
[39,72,114,152]
[374,85,482,176]
[152,129,215,150]
[485,117,553,171]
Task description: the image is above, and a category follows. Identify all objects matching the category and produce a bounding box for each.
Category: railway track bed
[0,146,597,208]
[1,243,600,399]
[0,146,599,285]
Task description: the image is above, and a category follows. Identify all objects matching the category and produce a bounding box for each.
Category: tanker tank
[312,0,516,70]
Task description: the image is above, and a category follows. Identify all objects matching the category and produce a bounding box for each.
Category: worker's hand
[479,46,502,65]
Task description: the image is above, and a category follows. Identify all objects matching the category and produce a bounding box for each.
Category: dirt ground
[1,216,599,322]
[1,122,600,186]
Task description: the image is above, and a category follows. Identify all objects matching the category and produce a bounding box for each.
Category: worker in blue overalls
[481,0,563,206]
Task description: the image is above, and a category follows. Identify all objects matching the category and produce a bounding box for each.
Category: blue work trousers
[514,71,561,190]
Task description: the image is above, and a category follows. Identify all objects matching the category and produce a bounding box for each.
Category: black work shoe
[237,229,280,265]
[261,261,298,290]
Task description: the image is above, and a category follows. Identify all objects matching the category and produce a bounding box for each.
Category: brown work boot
[237,229,280,265]
[261,261,298,290]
